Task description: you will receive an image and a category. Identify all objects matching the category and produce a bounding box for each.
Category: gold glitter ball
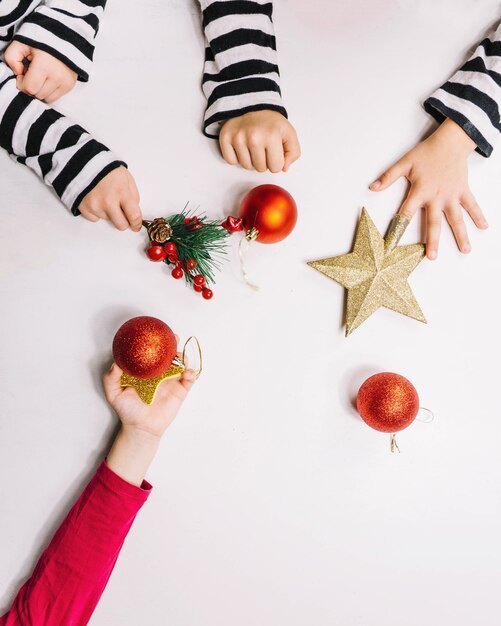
[308,208,426,336]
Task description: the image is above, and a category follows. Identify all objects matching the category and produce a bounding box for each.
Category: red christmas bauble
[164,242,177,255]
[172,267,183,279]
[147,245,167,262]
[356,372,419,433]
[202,288,213,300]
[239,184,297,244]
[112,316,177,379]
[194,274,205,287]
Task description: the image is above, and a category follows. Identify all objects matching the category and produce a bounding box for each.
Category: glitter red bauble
[239,184,297,243]
[112,316,177,379]
[356,372,419,433]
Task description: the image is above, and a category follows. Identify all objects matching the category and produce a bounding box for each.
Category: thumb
[369,159,409,192]
[4,40,32,76]
[103,362,124,404]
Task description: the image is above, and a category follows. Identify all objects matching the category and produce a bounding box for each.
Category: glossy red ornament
[147,245,167,262]
[202,288,213,300]
[167,254,178,264]
[239,184,297,243]
[186,258,197,270]
[164,242,177,255]
[194,284,203,293]
[356,372,419,433]
[113,316,177,379]
[172,267,183,279]
[193,274,205,287]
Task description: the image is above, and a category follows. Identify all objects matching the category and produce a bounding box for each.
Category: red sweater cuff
[98,459,152,502]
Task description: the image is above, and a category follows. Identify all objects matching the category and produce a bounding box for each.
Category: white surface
[1,1,501,624]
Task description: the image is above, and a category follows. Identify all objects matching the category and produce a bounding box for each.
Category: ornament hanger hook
[390,433,401,454]
[416,407,434,423]
[238,236,259,291]
[182,336,203,379]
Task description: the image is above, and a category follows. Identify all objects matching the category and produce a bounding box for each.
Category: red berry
[184,217,191,224]
[164,242,177,254]
[202,288,213,300]
[147,245,167,262]
[171,267,183,279]
[193,284,203,293]
[167,254,178,264]
[193,274,205,287]
[186,258,197,270]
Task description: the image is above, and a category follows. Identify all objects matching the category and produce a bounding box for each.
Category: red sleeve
[0,460,151,626]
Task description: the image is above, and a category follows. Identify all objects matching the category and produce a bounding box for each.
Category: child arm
[200,0,300,172]
[369,21,499,258]
[424,21,501,157]
[0,61,141,229]
[10,0,108,83]
[0,362,195,626]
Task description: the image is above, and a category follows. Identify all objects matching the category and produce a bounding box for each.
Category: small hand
[370,118,488,260]
[220,110,301,173]
[79,166,143,231]
[4,41,77,104]
[103,359,196,441]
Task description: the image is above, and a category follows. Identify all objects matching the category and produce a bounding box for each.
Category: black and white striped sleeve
[12,0,107,82]
[0,62,125,215]
[200,0,287,138]
[424,21,501,157]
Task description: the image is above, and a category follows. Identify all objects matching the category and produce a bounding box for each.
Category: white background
[1,1,501,624]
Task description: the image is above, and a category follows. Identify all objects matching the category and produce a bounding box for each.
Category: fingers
[461,191,488,229]
[425,208,441,260]
[249,143,267,172]
[370,158,409,191]
[219,135,238,166]
[282,130,301,172]
[233,140,253,170]
[4,41,31,76]
[397,188,424,221]
[444,205,471,254]
[79,208,100,223]
[16,67,47,98]
[266,141,285,174]
[103,363,124,404]
[107,204,130,231]
[121,198,142,232]
[35,79,58,102]
[180,369,197,393]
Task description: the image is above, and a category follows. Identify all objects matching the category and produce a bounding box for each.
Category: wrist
[435,118,476,156]
[107,426,160,487]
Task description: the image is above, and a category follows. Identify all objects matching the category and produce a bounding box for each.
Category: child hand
[219,110,300,173]
[4,41,77,104]
[369,118,488,260]
[103,358,196,441]
[79,166,143,232]
[103,352,196,486]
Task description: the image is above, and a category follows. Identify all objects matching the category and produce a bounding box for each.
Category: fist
[219,110,301,173]
[4,41,77,103]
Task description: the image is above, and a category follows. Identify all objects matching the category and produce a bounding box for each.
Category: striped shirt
[0,0,287,215]
[0,0,124,215]
[425,20,501,157]
[200,0,287,137]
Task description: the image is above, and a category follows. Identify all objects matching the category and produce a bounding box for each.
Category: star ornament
[308,208,427,336]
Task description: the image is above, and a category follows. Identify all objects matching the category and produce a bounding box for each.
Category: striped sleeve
[0,62,125,215]
[12,0,107,82]
[424,21,501,157]
[200,0,287,138]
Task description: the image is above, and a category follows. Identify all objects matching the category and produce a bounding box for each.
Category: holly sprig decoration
[144,209,230,299]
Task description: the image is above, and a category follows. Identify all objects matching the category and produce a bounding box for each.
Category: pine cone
[146,218,173,244]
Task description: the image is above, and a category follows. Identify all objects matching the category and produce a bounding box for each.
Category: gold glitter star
[120,358,185,404]
[308,208,426,336]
